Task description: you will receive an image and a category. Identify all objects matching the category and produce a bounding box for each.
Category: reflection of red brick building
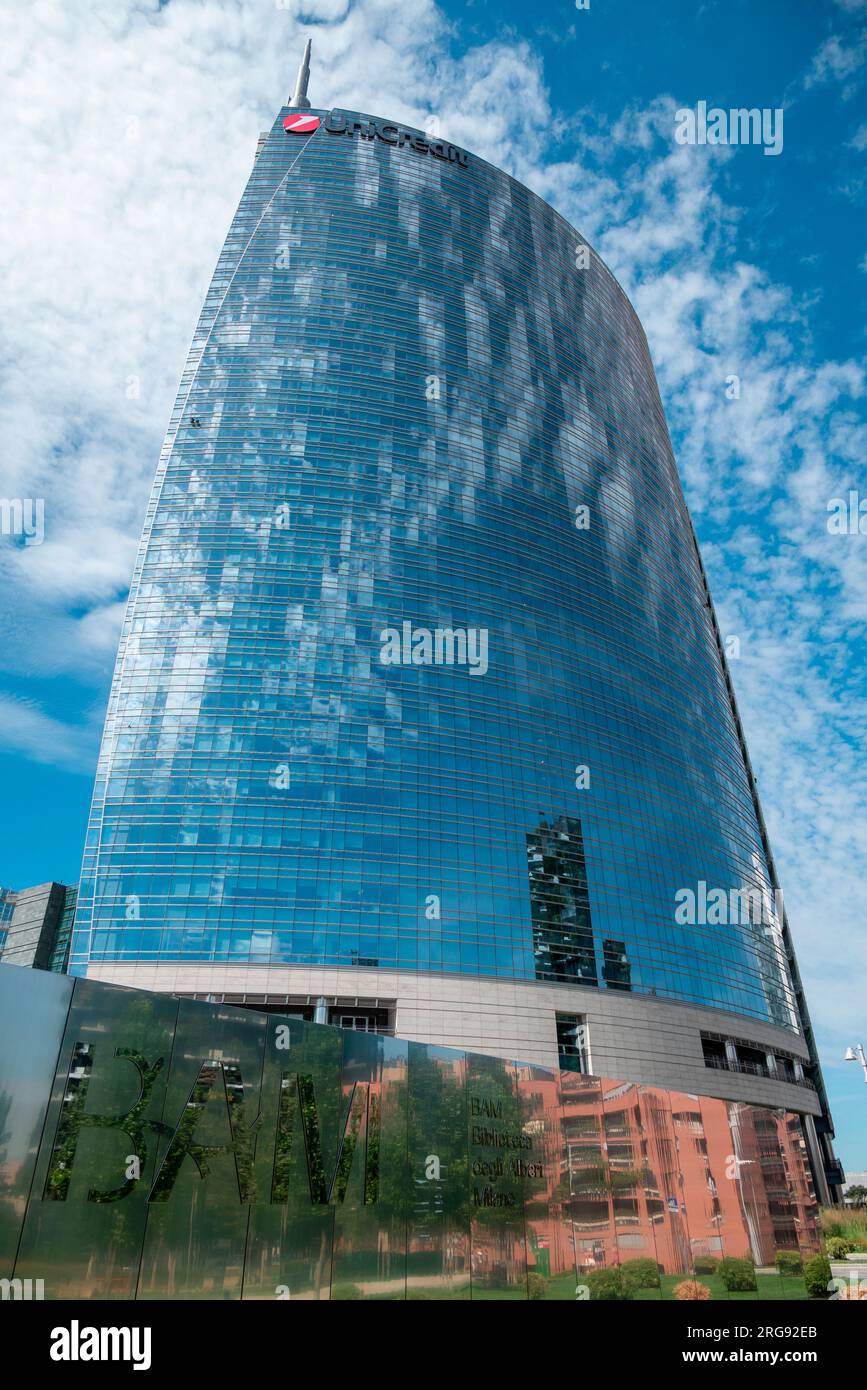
[515,1066,819,1279]
[725,1105,820,1265]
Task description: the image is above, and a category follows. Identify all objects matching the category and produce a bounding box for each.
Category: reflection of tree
[14,990,179,1296]
[0,1091,12,1157]
[568,1161,648,1195]
[45,1045,170,1203]
[609,1167,649,1193]
[464,1058,526,1295]
[271,1073,378,1207]
[149,1061,258,1204]
[268,1045,471,1229]
[364,1095,380,1207]
[404,1050,468,1229]
[247,1027,344,1299]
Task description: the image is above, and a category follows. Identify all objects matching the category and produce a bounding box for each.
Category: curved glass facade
[71,106,798,1032]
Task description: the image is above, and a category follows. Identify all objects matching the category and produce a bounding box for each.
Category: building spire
[289,38,312,110]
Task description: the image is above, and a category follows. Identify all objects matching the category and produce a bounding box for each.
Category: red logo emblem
[283,114,320,135]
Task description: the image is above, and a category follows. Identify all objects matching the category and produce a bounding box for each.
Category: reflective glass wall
[0,966,820,1300]
[71,103,798,1032]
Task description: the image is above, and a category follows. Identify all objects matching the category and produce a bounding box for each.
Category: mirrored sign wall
[0,966,820,1300]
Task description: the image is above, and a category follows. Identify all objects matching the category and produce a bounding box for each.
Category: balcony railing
[702,1056,816,1090]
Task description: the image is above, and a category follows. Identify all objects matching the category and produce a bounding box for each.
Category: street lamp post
[844,1043,867,1083]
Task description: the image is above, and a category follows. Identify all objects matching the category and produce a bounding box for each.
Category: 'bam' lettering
[42,1043,380,1208]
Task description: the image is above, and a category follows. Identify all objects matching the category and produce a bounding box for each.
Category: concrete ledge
[84,960,821,1117]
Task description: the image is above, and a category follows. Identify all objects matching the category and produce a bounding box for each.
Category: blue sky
[1,0,866,1166]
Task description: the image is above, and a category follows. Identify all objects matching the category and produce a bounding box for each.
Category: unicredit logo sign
[282,108,468,168]
[283,113,321,135]
[324,111,468,168]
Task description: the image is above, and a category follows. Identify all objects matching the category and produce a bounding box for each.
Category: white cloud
[0,693,100,773]
[804,31,867,95]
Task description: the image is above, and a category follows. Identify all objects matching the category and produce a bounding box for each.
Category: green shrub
[820,1216,846,1241]
[693,1255,720,1274]
[825,1236,852,1260]
[331,1282,361,1300]
[775,1249,803,1275]
[585,1267,633,1301]
[620,1257,660,1289]
[804,1254,832,1299]
[717,1256,758,1292]
[527,1272,546,1300]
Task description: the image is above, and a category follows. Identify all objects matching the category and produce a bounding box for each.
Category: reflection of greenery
[717,1256,757,1292]
[824,1235,852,1259]
[608,1167,648,1192]
[620,1257,660,1289]
[363,1094,380,1206]
[271,1074,379,1207]
[465,1057,523,1237]
[280,1049,467,1232]
[534,1270,812,1302]
[819,1203,867,1245]
[247,1028,344,1299]
[804,1254,831,1299]
[11,989,181,1297]
[266,1028,343,1209]
[149,1061,258,1204]
[406,1049,468,1227]
[271,1077,306,1204]
[585,1267,633,1301]
[0,1091,12,1156]
[569,1162,650,1195]
[44,1044,170,1203]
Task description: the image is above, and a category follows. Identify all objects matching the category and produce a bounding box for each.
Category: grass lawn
[541,1270,808,1301]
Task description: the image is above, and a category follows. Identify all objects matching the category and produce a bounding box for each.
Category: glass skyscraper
[71,52,840,1198]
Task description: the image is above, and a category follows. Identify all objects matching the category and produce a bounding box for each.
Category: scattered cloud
[0,693,100,774]
[804,30,867,97]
